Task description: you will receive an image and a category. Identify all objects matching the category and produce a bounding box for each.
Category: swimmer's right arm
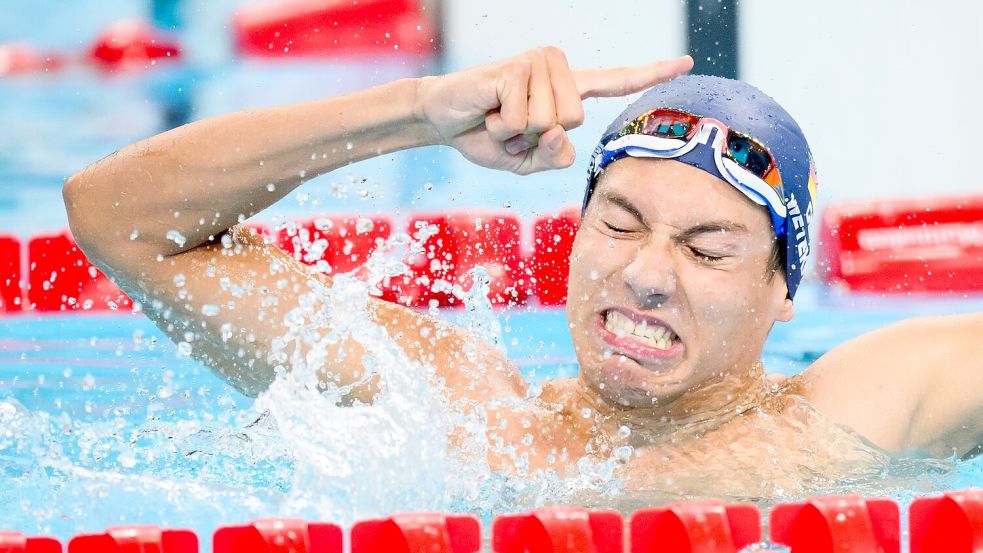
[63,48,693,398]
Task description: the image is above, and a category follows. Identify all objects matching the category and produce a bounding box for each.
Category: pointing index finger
[574,55,694,99]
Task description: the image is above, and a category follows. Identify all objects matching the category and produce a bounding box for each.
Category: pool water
[0,286,981,542]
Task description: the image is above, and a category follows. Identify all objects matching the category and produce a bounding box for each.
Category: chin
[583,357,696,409]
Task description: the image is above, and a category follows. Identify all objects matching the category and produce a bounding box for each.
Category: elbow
[62,169,99,258]
[63,165,126,268]
[62,170,83,224]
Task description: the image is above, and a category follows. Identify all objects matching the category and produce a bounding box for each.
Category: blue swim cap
[583,75,817,299]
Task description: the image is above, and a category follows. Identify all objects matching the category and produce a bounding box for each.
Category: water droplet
[118,450,137,468]
[220,323,234,341]
[165,230,187,247]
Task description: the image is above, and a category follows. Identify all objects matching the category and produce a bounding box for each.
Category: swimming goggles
[596,107,788,235]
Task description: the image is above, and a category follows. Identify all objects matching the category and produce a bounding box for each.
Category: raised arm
[801,312,983,458]
[63,48,693,400]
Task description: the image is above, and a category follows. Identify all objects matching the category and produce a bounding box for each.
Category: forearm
[64,77,439,264]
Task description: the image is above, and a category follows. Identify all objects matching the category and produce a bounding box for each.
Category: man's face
[566,157,794,408]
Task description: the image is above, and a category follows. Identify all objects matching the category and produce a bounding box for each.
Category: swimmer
[63,48,982,498]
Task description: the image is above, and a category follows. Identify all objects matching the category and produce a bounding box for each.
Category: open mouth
[597,309,683,361]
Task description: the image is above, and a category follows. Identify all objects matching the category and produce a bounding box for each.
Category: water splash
[255,265,459,522]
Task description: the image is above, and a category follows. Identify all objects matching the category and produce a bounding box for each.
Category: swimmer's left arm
[903,313,983,458]
[801,312,983,458]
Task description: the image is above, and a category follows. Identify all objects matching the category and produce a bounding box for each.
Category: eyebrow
[603,193,645,223]
[601,192,751,239]
[675,222,750,242]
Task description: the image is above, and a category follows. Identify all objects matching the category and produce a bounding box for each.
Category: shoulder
[799,313,983,454]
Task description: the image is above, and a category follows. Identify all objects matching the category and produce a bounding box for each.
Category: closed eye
[604,222,633,233]
[688,246,726,264]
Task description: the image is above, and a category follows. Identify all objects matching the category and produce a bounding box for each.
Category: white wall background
[741,1,983,203]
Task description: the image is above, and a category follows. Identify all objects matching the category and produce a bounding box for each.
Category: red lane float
[770,496,900,553]
[276,215,392,275]
[11,208,582,314]
[630,500,760,553]
[0,43,63,76]
[530,208,580,306]
[214,519,342,553]
[27,232,132,312]
[0,235,22,312]
[909,488,983,553]
[350,513,480,553]
[819,194,983,293]
[88,19,182,71]
[0,532,61,553]
[492,507,623,553]
[384,212,527,307]
[68,526,197,553]
[233,0,436,58]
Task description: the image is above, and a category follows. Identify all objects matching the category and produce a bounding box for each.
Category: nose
[621,235,677,308]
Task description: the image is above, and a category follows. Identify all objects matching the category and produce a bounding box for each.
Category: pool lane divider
[0,234,22,313]
[629,500,760,553]
[214,519,342,553]
[0,209,583,314]
[769,496,900,553]
[67,527,198,553]
[493,507,622,553]
[233,0,435,59]
[2,491,981,552]
[0,532,61,553]
[909,488,983,553]
[5,194,983,315]
[351,513,480,553]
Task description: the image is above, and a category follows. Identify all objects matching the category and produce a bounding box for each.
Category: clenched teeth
[604,311,677,350]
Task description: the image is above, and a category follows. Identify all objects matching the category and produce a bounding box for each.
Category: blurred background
[1,0,980,238]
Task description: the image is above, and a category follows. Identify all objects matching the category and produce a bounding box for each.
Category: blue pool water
[0,287,982,542]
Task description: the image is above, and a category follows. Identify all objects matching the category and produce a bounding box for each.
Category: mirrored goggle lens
[619,108,783,192]
[725,133,782,190]
[623,109,699,139]
[726,135,771,176]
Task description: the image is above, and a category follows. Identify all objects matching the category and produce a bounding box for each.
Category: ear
[775,295,795,322]
[770,277,795,322]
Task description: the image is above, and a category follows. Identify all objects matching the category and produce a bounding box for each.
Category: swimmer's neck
[575,364,773,445]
